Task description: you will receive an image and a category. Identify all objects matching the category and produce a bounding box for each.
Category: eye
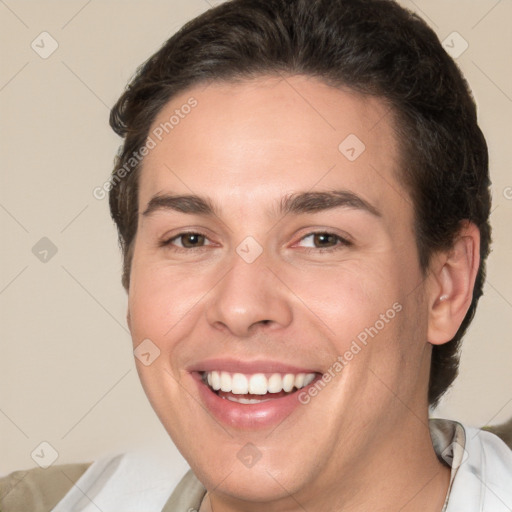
[162,232,213,250]
[295,232,351,251]
[160,230,351,253]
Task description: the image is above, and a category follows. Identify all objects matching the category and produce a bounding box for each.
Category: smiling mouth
[201,370,318,404]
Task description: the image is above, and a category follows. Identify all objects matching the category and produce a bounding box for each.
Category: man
[1,0,511,510]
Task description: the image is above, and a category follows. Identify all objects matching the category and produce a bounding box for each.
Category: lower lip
[192,373,318,430]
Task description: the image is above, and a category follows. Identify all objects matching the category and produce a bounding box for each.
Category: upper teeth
[204,371,316,395]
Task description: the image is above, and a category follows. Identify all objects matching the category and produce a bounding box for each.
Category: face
[128,75,434,504]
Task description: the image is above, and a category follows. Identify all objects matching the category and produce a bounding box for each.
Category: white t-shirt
[51,419,512,512]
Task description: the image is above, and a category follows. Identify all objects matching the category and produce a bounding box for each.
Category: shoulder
[466,424,512,478]
[161,469,206,512]
[482,417,512,449]
[48,449,192,511]
[0,462,92,512]
[447,422,512,511]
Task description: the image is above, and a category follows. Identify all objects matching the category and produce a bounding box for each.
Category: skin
[127,75,480,511]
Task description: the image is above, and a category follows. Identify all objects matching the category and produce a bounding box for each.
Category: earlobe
[427,222,480,346]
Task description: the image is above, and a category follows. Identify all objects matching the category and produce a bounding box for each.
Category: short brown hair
[109,0,491,407]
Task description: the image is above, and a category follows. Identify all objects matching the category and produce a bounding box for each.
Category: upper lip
[187,358,320,375]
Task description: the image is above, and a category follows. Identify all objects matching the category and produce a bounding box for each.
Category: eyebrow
[142,190,381,218]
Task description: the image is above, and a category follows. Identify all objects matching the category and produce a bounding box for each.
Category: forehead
[138,75,411,221]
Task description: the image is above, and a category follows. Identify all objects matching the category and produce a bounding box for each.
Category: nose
[205,249,293,338]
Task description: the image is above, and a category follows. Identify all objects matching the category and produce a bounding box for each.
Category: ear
[427,222,481,345]
[126,308,131,330]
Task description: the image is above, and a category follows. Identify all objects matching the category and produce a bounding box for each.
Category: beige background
[0,0,511,475]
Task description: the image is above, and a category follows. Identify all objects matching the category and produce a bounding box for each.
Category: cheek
[127,261,196,425]
[287,259,404,344]
[128,234,416,358]
[128,259,206,345]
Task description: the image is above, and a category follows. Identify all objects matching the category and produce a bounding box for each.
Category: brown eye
[297,232,350,250]
[312,233,338,248]
[180,233,205,247]
[176,233,206,248]
[162,232,212,250]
